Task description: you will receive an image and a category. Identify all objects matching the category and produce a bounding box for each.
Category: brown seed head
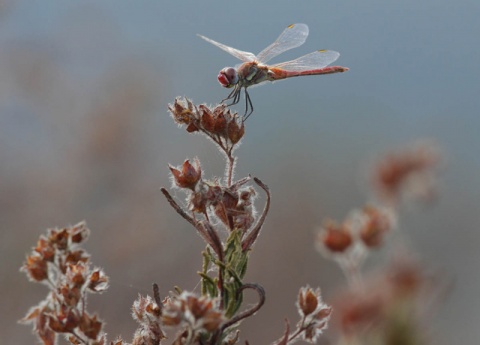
[70,222,90,244]
[169,159,202,190]
[200,105,216,132]
[23,254,48,282]
[49,228,69,250]
[79,313,103,340]
[359,206,393,248]
[319,220,353,253]
[227,117,245,144]
[298,286,319,316]
[48,305,81,333]
[88,269,109,293]
[213,111,227,133]
[34,237,55,262]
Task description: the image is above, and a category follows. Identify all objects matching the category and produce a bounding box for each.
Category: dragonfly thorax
[217,67,238,88]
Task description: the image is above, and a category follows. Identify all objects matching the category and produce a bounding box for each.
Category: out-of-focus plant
[316,141,442,345]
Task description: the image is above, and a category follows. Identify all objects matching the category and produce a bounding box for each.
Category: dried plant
[21,97,333,345]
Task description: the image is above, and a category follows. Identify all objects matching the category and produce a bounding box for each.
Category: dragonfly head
[217,67,238,88]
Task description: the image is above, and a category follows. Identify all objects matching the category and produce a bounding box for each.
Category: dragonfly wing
[256,23,309,64]
[271,50,340,72]
[197,34,256,62]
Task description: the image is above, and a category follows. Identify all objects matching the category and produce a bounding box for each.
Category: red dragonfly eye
[217,67,238,88]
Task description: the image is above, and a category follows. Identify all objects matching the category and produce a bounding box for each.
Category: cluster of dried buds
[168,97,245,154]
[20,222,109,345]
[162,292,225,337]
[372,142,441,205]
[116,288,224,345]
[317,205,395,257]
[169,159,257,233]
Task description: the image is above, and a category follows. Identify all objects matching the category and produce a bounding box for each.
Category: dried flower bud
[65,249,89,265]
[23,254,48,282]
[132,295,161,325]
[318,220,353,253]
[359,206,393,248]
[170,159,202,190]
[373,142,440,203]
[388,260,423,298]
[161,296,183,327]
[88,269,109,293]
[79,313,103,340]
[298,286,319,316]
[227,117,245,144]
[168,98,195,125]
[48,305,80,333]
[200,105,216,132]
[337,292,384,334]
[59,283,81,306]
[161,292,224,332]
[213,111,227,133]
[186,123,199,133]
[66,263,88,287]
[49,228,69,250]
[70,222,90,244]
[296,286,332,343]
[34,237,55,262]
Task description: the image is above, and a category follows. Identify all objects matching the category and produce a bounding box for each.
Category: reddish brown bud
[298,287,319,316]
[200,105,215,132]
[359,206,392,248]
[189,191,208,213]
[49,306,80,333]
[79,313,103,339]
[315,306,332,321]
[49,228,69,250]
[23,255,48,282]
[168,98,198,131]
[65,249,89,265]
[34,237,55,262]
[70,222,90,244]
[213,112,227,133]
[170,159,202,190]
[60,284,81,306]
[373,142,440,203]
[227,118,245,144]
[88,269,109,292]
[222,190,239,210]
[388,260,423,297]
[66,263,87,287]
[186,123,199,132]
[319,220,353,253]
[202,310,224,332]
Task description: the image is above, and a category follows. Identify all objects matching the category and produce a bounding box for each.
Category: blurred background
[2,0,479,343]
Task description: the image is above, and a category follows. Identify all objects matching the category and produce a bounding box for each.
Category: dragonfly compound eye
[217,67,238,88]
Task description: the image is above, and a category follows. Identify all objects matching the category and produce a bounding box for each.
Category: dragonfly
[198,23,349,119]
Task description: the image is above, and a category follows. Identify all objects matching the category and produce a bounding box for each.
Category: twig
[242,177,270,252]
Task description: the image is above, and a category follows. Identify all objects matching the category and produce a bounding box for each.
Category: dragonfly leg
[222,85,238,103]
[243,88,254,120]
[222,84,241,106]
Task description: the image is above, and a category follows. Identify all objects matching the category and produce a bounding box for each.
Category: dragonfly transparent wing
[271,50,340,72]
[256,23,309,64]
[197,34,256,62]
